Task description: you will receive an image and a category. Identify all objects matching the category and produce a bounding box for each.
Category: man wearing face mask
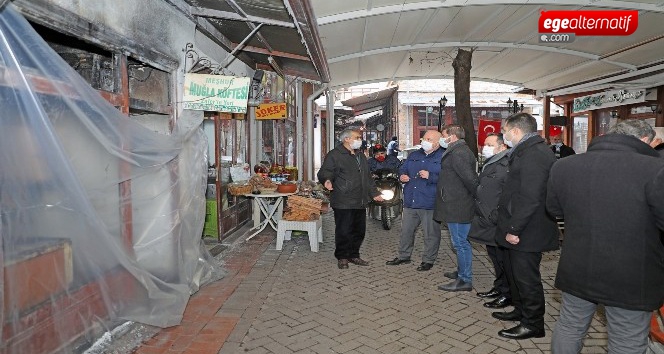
[385,130,444,271]
[492,113,559,340]
[318,128,384,269]
[550,134,575,159]
[434,125,479,292]
[367,144,400,173]
[469,133,511,308]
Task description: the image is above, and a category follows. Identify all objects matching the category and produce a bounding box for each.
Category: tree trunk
[452,48,478,157]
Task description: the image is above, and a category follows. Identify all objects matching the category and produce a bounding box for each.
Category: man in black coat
[434,124,478,292]
[318,128,383,269]
[493,113,559,340]
[468,133,511,308]
[550,134,575,159]
[547,120,664,353]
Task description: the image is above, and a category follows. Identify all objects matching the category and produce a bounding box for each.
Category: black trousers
[498,246,545,331]
[486,245,510,299]
[333,208,366,260]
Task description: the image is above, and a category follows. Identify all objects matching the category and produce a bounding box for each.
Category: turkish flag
[550,125,564,137]
[478,120,502,146]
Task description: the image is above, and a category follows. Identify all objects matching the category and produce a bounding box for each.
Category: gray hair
[339,128,360,141]
[504,113,537,134]
[607,119,655,143]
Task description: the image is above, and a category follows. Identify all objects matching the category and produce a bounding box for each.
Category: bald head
[422,130,442,153]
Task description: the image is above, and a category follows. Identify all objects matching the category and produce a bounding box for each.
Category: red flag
[549,125,563,137]
[478,120,502,146]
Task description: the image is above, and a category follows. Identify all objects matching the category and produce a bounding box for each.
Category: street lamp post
[506,97,523,114]
[425,106,433,130]
[438,96,447,131]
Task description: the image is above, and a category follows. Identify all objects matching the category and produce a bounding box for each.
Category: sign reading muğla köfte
[256,103,287,119]
[183,74,250,113]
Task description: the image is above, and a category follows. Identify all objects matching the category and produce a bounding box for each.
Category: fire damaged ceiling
[170,0,330,82]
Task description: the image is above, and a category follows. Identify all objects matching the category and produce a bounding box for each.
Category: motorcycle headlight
[381,189,395,200]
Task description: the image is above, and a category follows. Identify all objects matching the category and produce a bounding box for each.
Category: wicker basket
[258,186,278,194]
[228,184,252,196]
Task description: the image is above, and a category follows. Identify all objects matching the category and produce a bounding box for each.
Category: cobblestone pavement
[216,212,608,354]
[135,211,610,354]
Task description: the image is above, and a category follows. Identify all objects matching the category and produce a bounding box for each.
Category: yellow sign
[256,103,287,119]
[183,74,250,113]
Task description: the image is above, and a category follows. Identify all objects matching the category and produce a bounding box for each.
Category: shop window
[31,22,116,92]
[128,58,171,115]
[572,115,589,153]
[30,22,172,118]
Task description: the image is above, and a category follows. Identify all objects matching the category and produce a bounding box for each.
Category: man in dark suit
[493,113,559,340]
[434,124,478,292]
[547,120,664,353]
[550,134,575,159]
[468,133,511,308]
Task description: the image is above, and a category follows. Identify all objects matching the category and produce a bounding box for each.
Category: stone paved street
[135,211,610,354]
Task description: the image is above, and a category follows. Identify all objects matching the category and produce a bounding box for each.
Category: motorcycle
[368,168,403,230]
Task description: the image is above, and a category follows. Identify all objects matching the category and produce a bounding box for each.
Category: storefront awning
[342,86,397,115]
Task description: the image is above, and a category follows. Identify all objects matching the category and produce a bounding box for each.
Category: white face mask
[421,140,433,152]
[350,139,362,150]
[482,145,495,159]
[439,137,449,149]
[504,129,514,148]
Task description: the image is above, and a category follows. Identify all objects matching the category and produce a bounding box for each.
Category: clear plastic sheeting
[0,5,223,353]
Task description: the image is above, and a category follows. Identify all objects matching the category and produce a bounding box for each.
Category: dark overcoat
[317,144,379,209]
[495,135,559,252]
[468,150,509,245]
[551,144,576,158]
[547,134,664,311]
[433,140,478,223]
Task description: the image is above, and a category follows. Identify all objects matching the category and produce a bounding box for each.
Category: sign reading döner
[256,103,287,119]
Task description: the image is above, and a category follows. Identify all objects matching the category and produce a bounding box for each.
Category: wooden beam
[190,7,295,28]
[233,44,310,61]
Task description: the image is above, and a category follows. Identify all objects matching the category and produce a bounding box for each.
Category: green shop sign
[183,74,251,113]
[573,88,645,113]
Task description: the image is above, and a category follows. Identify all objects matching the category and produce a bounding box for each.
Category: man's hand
[506,233,520,245]
[418,170,429,179]
[400,174,410,183]
[324,180,333,191]
[373,195,384,202]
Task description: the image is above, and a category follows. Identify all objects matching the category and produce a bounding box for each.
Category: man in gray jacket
[548,120,664,353]
[318,128,383,269]
[434,124,478,292]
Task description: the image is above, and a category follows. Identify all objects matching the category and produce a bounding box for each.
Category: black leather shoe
[477,288,500,298]
[437,278,472,292]
[443,271,458,279]
[491,310,520,321]
[349,257,370,266]
[385,257,411,265]
[498,325,545,340]
[483,296,512,309]
[416,262,433,271]
[338,259,349,269]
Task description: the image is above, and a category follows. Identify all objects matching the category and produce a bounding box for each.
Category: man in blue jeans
[434,124,478,291]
